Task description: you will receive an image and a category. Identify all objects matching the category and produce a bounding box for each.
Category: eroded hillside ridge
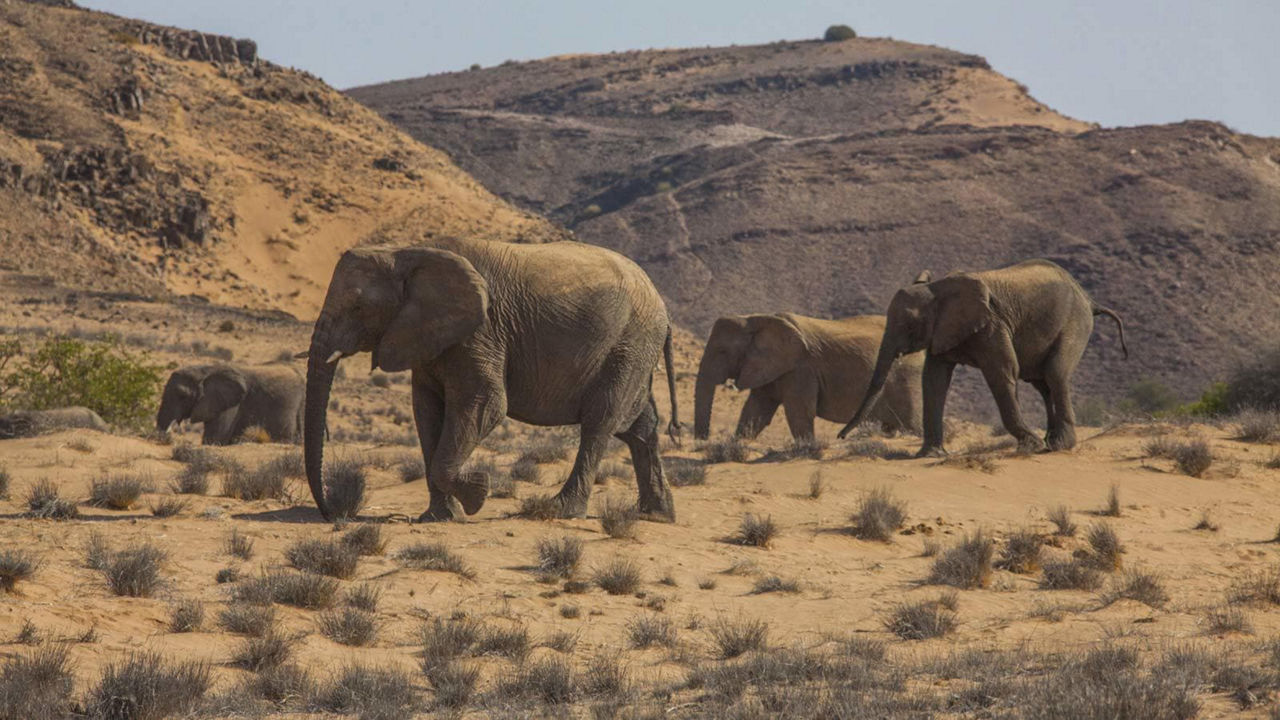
[0,0,561,316]
[352,38,1280,407]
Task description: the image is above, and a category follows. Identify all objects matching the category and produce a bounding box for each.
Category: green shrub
[1178,382,1229,417]
[0,336,162,428]
[1122,378,1180,416]
[823,24,857,41]
[1226,346,1280,411]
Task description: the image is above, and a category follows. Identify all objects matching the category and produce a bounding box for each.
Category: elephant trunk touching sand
[156,364,305,445]
[0,406,108,438]
[693,313,922,442]
[838,259,1128,456]
[304,237,680,523]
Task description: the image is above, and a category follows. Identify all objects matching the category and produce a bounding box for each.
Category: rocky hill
[351,37,1280,408]
[0,0,564,319]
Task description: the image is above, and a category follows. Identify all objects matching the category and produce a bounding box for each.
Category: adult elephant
[693,313,922,442]
[303,238,681,523]
[838,260,1127,456]
[156,364,305,445]
[0,407,108,438]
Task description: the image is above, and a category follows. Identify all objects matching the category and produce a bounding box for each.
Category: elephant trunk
[693,355,726,440]
[304,320,336,521]
[155,390,182,433]
[838,340,898,439]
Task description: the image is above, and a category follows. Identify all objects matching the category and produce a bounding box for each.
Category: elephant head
[838,271,990,438]
[156,366,246,434]
[304,246,489,520]
[693,314,809,439]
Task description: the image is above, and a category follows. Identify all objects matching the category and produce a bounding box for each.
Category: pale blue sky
[81,0,1278,136]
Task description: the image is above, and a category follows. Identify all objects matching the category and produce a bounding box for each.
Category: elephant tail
[664,325,683,445]
[1093,305,1129,360]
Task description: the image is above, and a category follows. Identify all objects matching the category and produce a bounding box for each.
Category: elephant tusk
[326,351,345,364]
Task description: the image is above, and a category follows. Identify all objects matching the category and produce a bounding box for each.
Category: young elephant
[0,406,108,438]
[694,313,922,442]
[838,259,1128,456]
[303,238,681,523]
[156,364,305,445]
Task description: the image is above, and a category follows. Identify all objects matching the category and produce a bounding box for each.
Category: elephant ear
[928,275,992,355]
[375,248,489,372]
[191,368,248,422]
[736,315,810,389]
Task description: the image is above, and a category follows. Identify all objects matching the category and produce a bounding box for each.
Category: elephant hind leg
[1041,359,1079,452]
[615,396,674,522]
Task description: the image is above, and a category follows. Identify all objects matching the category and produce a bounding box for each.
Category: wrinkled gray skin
[304,238,681,523]
[156,364,305,445]
[694,313,922,442]
[0,406,108,438]
[838,259,1128,456]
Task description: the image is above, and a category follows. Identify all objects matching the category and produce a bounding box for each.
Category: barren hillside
[0,0,564,319]
[352,36,1280,409]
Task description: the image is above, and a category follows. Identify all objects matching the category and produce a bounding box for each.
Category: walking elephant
[0,406,108,438]
[693,313,922,442]
[838,259,1128,456]
[156,364,305,445]
[303,238,681,523]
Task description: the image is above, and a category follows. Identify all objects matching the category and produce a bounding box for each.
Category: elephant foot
[417,503,457,523]
[452,473,488,516]
[915,445,948,459]
[637,492,676,524]
[1045,428,1077,452]
[553,491,589,520]
[1016,435,1048,454]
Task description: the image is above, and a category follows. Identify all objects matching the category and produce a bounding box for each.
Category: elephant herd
[1,240,1127,528]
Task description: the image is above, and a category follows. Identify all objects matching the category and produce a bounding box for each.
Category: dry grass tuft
[750,575,801,594]
[1040,559,1104,591]
[84,653,211,720]
[1102,483,1122,517]
[340,523,387,556]
[225,529,254,560]
[515,493,560,520]
[1206,605,1253,635]
[702,435,749,464]
[1173,438,1214,477]
[669,462,707,487]
[807,470,824,499]
[323,459,366,520]
[223,462,291,501]
[1047,504,1077,536]
[627,614,676,648]
[733,513,779,548]
[708,616,769,659]
[536,536,583,579]
[1102,568,1169,608]
[219,603,277,636]
[1235,409,1280,442]
[885,597,958,639]
[593,556,643,595]
[149,496,187,518]
[397,457,426,483]
[394,542,476,580]
[285,538,359,579]
[1087,522,1125,571]
[168,598,204,633]
[314,664,419,718]
[599,495,639,539]
[0,645,75,717]
[0,550,39,593]
[927,531,994,589]
[509,457,541,484]
[88,473,151,510]
[318,607,378,647]
[234,571,339,610]
[233,629,297,672]
[996,528,1043,574]
[851,486,907,541]
[25,479,79,519]
[1228,568,1280,606]
[103,544,167,597]
[518,437,570,465]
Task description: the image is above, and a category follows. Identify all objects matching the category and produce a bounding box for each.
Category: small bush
[560,604,581,619]
[582,651,629,698]
[315,664,419,718]
[223,462,291,501]
[219,603,277,636]
[0,550,38,592]
[149,496,186,518]
[599,495,639,539]
[885,598,957,640]
[516,493,560,520]
[420,616,480,667]
[851,487,907,541]
[751,575,801,594]
[1226,348,1280,412]
[318,607,378,647]
[703,436,748,464]
[1040,559,1104,591]
[236,571,338,609]
[1125,378,1181,416]
[1142,435,1178,459]
[627,614,676,648]
[0,645,75,717]
[518,438,570,465]
[733,513,778,548]
[340,523,386,555]
[536,536,583,579]
[285,538,359,579]
[509,457,541,484]
[669,462,707,487]
[495,656,576,705]
[1047,505,1077,536]
[474,623,531,661]
[240,663,313,707]
[394,542,475,579]
[170,463,211,495]
[1228,568,1280,605]
[1206,605,1252,634]
[593,556,643,595]
[88,473,150,510]
[1102,569,1169,608]
[14,620,38,645]
[84,652,211,720]
[1193,510,1219,532]
[233,630,296,672]
[215,567,240,584]
[323,459,366,519]
[1235,409,1280,442]
[24,479,78,519]
[488,471,516,499]
[823,24,857,41]
[997,529,1043,574]
[225,529,255,560]
[1173,439,1214,477]
[168,599,203,633]
[1103,483,1121,517]
[709,617,769,659]
[424,660,479,709]
[928,531,994,589]
[104,545,166,597]
[1087,522,1125,571]
[345,583,381,612]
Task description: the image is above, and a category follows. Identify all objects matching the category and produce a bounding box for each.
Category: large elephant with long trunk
[304,238,681,523]
[156,364,304,445]
[838,259,1128,456]
[694,313,922,442]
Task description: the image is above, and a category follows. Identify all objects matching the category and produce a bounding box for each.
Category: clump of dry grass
[509,457,541,484]
[1040,559,1104,591]
[627,614,676,648]
[1235,409,1280,443]
[593,557,643,595]
[0,645,75,717]
[25,479,79,519]
[285,538,359,579]
[0,550,38,593]
[885,596,958,639]
[1087,522,1125,571]
[750,575,801,594]
[1205,605,1252,635]
[88,473,151,510]
[314,664,419,718]
[318,607,378,647]
[731,513,777,549]
[394,542,476,580]
[223,462,291,502]
[225,529,254,560]
[851,486,907,541]
[1102,569,1169,608]
[103,544,167,597]
[708,617,769,659]
[1193,510,1219,532]
[219,603,276,636]
[340,523,386,556]
[669,462,707,487]
[474,622,532,661]
[996,529,1043,574]
[536,536,583,579]
[599,495,639,539]
[323,459,366,520]
[702,435,749,464]
[84,653,211,720]
[515,493,560,520]
[233,629,297,672]
[1173,439,1214,477]
[234,571,339,610]
[397,456,426,483]
[1142,435,1178,459]
[149,496,187,518]
[1227,567,1280,606]
[168,598,204,633]
[344,583,381,613]
[1047,504,1077,536]
[807,471,824,499]
[594,460,630,485]
[927,531,994,589]
[1101,483,1122,517]
[518,437,571,465]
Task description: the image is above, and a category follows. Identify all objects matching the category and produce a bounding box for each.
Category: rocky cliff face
[351,38,1280,410]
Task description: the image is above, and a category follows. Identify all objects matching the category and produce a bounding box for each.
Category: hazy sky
[81,0,1278,136]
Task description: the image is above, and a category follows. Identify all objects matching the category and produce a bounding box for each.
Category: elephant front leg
[980,344,1045,454]
[615,396,674,522]
[553,428,612,519]
[421,386,504,522]
[734,390,780,440]
[918,356,955,457]
[780,374,818,443]
[411,382,454,522]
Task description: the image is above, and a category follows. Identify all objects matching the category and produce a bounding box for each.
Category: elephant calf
[0,406,108,439]
[839,259,1128,456]
[157,363,305,445]
[694,313,923,442]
